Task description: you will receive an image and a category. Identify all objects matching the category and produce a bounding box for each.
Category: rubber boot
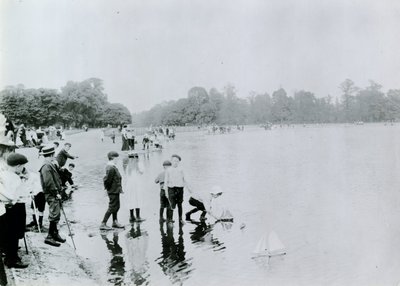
[26,215,37,229]
[135,208,145,222]
[52,225,66,243]
[44,222,61,247]
[129,209,136,223]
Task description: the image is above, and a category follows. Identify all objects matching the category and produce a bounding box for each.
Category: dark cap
[107,151,119,160]
[7,153,28,166]
[163,160,172,166]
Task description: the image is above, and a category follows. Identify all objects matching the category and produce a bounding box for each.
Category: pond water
[23,124,400,285]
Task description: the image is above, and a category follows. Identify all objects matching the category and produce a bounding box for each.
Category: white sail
[268,231,286,256]
[223,210,233,219]
[219,209,233,221]
[252,233,268,256]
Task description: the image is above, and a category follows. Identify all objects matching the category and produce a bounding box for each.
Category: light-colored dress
[123,157,144,209]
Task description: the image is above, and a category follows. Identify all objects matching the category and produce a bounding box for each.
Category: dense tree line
[0,78,132,128]
[133,80,400,126]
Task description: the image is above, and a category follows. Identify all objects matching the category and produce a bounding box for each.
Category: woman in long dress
[122,153,145,222]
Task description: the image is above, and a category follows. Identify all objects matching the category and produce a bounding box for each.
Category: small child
[164,154,187,224]
[155,160,172,222]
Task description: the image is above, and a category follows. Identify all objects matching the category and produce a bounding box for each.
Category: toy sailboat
[219,209,234,222]
[252,231,286,258]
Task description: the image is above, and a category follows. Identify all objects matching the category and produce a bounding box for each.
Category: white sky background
[1,0,400,113]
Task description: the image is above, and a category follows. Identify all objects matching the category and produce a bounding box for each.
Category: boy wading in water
[100,151,124,230]
[155,160,172,222]
[164,154,187,225]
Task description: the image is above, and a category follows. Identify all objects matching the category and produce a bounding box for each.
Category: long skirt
[121,136,129,151]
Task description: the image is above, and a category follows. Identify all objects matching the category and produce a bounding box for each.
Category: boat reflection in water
[156,223,193,284]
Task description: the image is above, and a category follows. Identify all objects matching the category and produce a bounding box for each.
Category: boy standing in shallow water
[155,160,172,222]
[164,154,187,225]
[100,151,124,230]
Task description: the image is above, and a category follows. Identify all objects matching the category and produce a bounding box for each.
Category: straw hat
[41,145,56,156]
[210,185,223,196]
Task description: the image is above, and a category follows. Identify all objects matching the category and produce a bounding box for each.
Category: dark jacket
[39,160,62,196]
[103,164,122,195]
[56,149,75,168]
[59,168,74,187]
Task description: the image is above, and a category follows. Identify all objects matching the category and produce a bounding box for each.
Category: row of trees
[133,80,400,126]
[0,78,132,128]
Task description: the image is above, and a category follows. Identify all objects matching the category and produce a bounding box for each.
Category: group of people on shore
[0,113,79,281]
[5,123,67,149]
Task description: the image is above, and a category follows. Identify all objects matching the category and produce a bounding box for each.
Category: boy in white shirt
[164,154,186,224]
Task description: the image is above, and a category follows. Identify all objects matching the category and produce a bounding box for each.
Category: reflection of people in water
[156,223,193,284]
[125,224,149,285]
[101,231,126,285]
[189,221,226,252]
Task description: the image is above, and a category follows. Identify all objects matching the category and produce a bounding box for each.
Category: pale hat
[210,185,223,196]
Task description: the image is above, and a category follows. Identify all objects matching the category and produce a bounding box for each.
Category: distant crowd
[4,122,68,148]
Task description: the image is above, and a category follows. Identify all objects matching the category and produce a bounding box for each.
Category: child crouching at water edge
[155,160,172,222]
[185,187,223,221]
[164,154,188,225]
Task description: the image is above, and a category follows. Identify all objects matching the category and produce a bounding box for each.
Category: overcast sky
[1,0,400,113]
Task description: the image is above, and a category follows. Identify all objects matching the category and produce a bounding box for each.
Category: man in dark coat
[56,143,78,168]
[100,151,124,230]
[39,146,66,247]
